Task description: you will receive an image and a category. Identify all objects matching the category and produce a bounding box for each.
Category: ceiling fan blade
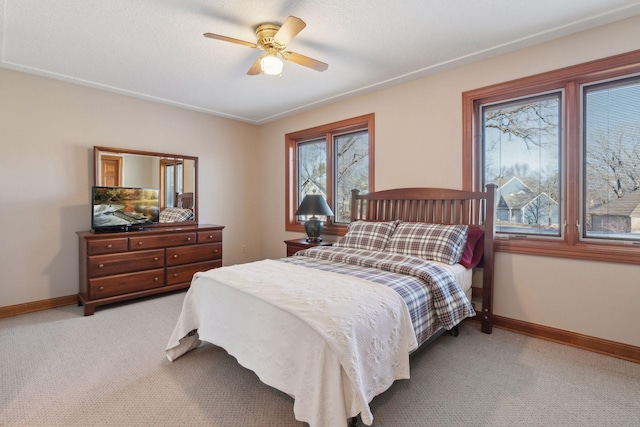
[204,33,258,49]
[247,57,263,75]
[281,51,328,72]
[273,16,306,46]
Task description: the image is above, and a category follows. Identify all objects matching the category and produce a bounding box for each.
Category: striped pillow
[386,222,469,265]
[333,220,398,252]
[159,207,194,223]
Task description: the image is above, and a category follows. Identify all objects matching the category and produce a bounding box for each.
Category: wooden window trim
[463,49,640,265]
[285,114,375,236]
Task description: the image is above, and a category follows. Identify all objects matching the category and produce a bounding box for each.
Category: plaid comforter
[279,246,476,345]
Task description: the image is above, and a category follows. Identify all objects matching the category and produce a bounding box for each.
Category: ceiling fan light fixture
[260,54,283,76]
[205,16,328,76]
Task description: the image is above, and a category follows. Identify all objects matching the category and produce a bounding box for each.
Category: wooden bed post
[481,183,496,334]
[350,189,360,222]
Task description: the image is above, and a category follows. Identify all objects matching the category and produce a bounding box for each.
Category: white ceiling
[2,1,640,125]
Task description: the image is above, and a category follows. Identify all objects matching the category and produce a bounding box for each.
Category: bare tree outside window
[334,131,369,223]
[298,140,327,195]
[297,139,327,221]
[482,95,561,236]
[584,78,640,240]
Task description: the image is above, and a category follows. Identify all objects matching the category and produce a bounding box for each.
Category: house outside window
[286,114,374,235]
[463,50,640,265]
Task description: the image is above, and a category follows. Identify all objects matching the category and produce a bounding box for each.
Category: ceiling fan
[204,16,328,76]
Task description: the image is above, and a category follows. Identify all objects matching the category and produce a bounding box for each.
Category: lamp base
[304,218,324,242]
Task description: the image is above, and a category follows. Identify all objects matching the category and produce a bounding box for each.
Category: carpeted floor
[1,291,639,426]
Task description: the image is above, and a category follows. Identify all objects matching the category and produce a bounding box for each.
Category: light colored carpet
[1,291,639,426]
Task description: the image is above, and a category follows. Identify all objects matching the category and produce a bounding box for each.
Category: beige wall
[257,15,640,347]
[0,68,260,307]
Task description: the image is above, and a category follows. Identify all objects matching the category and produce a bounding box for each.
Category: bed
[166,185,496,427]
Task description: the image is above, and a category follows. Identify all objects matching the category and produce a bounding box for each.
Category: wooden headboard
[350,185,496,334]
[178,192,194,209]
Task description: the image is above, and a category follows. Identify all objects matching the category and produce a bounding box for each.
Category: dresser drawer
[87,238,128,255]
[166,260,222,285]
[166,243,222,266]
[78,225,225,315]
[129,232,196,251]
[88,249,164,278]
[89,269,165,299]
[197,230,223,244]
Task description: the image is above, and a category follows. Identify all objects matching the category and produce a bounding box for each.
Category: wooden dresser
[78,224,224,315]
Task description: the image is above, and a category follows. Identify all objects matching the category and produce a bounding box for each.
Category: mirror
[94,146,198,225]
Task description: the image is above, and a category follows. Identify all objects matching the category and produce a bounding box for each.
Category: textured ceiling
[2,0,640,124]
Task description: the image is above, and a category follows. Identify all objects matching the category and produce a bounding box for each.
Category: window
[160,159,183,209]
[482,93,562,237]
[286,114,374,235]
[583,77,640,242]
[463,50,640,264]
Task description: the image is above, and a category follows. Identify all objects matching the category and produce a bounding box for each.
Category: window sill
[495,238,640,265]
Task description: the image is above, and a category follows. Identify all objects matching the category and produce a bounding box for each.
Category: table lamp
[295,194,334,242]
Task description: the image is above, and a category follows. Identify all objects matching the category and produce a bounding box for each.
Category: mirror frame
[93,146,198,226]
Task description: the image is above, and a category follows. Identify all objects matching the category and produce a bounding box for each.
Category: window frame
[463,49,640,265]
[285,114,375,236]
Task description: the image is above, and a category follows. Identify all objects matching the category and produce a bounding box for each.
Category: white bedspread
[166,259,418,427]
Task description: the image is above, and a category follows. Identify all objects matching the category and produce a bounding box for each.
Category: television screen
[92,187,160,232]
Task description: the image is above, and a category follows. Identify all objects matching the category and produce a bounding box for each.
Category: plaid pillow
[333,220,398,252]
[159,207,194,223]
[386,222,469,265]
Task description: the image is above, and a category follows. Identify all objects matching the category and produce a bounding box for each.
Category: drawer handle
[98,263,104,269]
[137,241,143,246]
[173,254,178,259]
[173,273,178,277]
[154,277,159,282]
[106,244,113,249]
[214,249,219,254]
[207,235,213,239]
[154,257,159,261]
[99,286,104,291]
[186,237,192,242]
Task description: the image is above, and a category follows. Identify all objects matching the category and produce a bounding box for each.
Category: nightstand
[284,238,335,257]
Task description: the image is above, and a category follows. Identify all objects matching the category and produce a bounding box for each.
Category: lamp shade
[260,54,283,75]
[295,194,334,217]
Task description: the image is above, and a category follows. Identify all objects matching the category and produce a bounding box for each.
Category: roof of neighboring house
[500,191,536,210]
[495,176,535,209]
[501,191,557,210]
[494,176,531,194]
[494,177,560,210]
[300,178,327,196]
[590,190,640,217]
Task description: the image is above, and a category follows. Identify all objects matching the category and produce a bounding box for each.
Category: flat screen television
[92,186,160,233]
